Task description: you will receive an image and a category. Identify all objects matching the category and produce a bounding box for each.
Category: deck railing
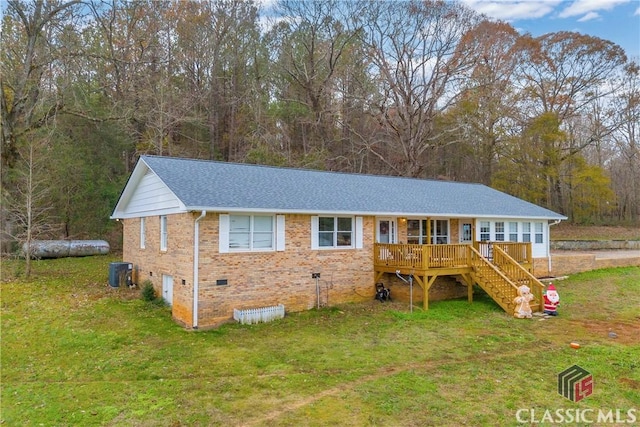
[468,245,520,312]
[374,242,538,313]
[474,241,531,264]
[492,245,544,305]
[375,243,470,270]
[374,242,532,271]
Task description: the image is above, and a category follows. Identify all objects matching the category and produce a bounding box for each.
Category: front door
[162,274,173,306]
[377,218,397,243]
[460,222,473,243]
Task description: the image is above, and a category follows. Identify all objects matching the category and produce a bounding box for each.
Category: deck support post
[423,275,438,310]
[461,273,474,303]
[374,271,385,284]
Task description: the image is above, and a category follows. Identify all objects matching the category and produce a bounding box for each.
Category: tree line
[2,0,639,253]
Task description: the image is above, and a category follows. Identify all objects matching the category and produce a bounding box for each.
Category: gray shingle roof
[134,155,565,219]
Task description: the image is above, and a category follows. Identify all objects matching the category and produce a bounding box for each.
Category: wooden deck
[373,242,541,312]
[374,242,531,273]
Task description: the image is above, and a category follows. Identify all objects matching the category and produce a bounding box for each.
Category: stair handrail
[493,245,545,310]
[467,245,521,312]
[468,246,519,290]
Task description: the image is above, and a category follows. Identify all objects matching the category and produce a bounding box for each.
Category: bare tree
[609,62,640,221]
[1,0,83,169]
[439,20,523,184]
[357,0,478,177]
[265,0,365,166]
[4,129,58,276]
[1,0,86,257]
[514,31,628,211]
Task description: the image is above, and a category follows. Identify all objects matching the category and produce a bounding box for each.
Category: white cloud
[635,6,640,16]
[460,0,563,21]
[577,11,601,21]
[558,0,630,18]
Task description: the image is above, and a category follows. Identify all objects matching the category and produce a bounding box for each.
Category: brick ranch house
[111,155,567,329]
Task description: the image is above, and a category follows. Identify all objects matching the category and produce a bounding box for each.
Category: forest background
[1,0,639,253]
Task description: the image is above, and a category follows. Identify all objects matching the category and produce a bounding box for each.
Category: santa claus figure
[543,283,560,316]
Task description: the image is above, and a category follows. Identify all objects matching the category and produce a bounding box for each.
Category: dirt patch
[563,319,640,345]
[243,343,553,427]
[620,378,640,390]
[552,224,640,241]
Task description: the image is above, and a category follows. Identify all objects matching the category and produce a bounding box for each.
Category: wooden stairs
[467,245,544,314]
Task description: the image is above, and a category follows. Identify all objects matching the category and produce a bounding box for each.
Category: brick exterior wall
[379,274,468,304]
[124,213,379,328]
[124,213,633,328]
[124,214,480,327]
[123,214,196,326]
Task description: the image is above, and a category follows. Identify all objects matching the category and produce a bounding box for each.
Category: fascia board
[110,160,150,219]
[183,206,567,220]
[111,158,187,219]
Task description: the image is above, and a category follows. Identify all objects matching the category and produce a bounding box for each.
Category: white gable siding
[122,170,183,216]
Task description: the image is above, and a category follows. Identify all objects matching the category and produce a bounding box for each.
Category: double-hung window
[522,222,531,242]
[319,216,352,247]
[229,215,274,251]
[495,222,505,241]
[480,221,490,241]
[160,215,168,251]
[219,214,284,253]
[140,217,146,249]
[509,222,518,242]
[312,216,363,249]
[535,222,544,243]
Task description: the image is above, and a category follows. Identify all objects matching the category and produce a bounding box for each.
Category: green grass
[2,257,639,426]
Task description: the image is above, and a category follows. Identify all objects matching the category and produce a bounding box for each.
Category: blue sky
[1,0,637,60]
[461,0,640,60]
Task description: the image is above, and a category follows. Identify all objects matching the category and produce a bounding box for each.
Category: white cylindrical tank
[22,240,110,258]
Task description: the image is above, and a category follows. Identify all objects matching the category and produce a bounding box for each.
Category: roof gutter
[185,206,566,220]
[193,210,206,329]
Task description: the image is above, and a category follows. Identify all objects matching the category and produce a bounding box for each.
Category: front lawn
[1,256,638,426]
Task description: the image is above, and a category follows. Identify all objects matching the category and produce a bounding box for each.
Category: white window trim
[495,221,505,242]
[276,215,286,251]
[522,222,531,243]
[160,215,168,251]
[140,217,146,249]
[476,220,545,245]
[460,222,473,243]
[406,219,427,244]
[431,219,449,244]
[311,216,363,250]
[406,219,450,244]
[219,214,284,253]
[479,221,491,242]
[509,221,518,242]
[535,222,544,244]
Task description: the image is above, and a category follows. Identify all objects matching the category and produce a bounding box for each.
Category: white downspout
[548,219,562,275]
[193,210,206,329]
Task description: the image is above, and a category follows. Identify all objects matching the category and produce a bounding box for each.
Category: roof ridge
[141,155,485,187]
